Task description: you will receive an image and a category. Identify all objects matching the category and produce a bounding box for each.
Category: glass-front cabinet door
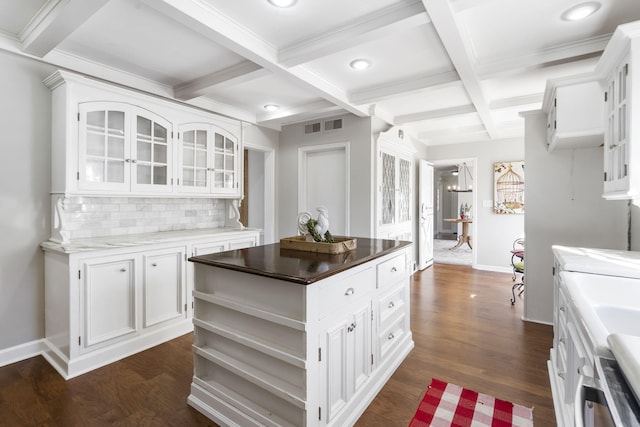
[212,130,238,194]
[78,102,130,192]
[78,102,173,194]
[178,124,210,193]
[176,124,239,196]
[131,109,172,193]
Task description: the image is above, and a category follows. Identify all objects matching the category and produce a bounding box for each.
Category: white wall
[278,114,374,238]
[427,139,525,270]
[0,51,55,350]
[248,151,265,231]
[523,111,628,323]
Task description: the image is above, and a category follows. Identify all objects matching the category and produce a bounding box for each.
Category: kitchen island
[188,237,413,427]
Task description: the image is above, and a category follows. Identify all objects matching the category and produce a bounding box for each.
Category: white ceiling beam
[422,0,498,139]
[20,0,110,57]
[257,100,344,128]
[369,105,396,126]
[450,0,501,13]
[174,61,267,101]
[279,0,429,67]
[419,123,487,143]
[477,34,610,78]
[489,93,543,110]
[396,104,475,124]
[143,0,369,117]
[350,70,459,105]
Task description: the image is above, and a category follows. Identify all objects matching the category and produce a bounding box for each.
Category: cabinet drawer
[378,285,406,327]
[379,314,406,361]
[318,268,375,318]
[376,253,407,288]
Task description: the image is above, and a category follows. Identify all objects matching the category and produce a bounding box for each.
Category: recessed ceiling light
[267,0,297,8]
[350,59,371,70]
[562,2,601,21]
[264,104,280,112]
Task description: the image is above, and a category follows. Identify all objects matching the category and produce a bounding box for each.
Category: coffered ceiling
[1,0,639,145]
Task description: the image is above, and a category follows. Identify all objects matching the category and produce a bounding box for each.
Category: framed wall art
[494,161,524,214]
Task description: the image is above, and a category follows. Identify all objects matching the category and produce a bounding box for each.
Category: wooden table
[443,218,473,250]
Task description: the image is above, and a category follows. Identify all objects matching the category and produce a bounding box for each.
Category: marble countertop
[41,228,259,254]
[553,245,640,278]
[189,237,412,285]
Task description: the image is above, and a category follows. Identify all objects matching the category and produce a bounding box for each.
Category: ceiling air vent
[324,118,343,131]
[304,122,321,134]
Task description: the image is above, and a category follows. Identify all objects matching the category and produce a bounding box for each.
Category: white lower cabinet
[188,245,413,427]
[41,229,260,379]
[323,301,372,423]
[80,255,138,353]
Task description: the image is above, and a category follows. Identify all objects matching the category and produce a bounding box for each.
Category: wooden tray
[279,236,357,254]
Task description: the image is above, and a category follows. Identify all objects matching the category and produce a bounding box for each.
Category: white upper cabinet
[542,76,604,152]
[79,102,173,194]
[44,70,241,198]
[595,22,640,200]
[177,123,239,196]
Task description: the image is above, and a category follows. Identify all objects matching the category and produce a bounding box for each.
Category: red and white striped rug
[409,378,534,427]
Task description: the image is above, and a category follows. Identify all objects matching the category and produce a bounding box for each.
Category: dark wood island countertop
[188,237,411,285]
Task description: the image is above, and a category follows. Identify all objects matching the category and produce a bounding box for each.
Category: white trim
[297,142,351,236]
[0,339,46,367]
[473,264,512,274]
[243,143,276,244]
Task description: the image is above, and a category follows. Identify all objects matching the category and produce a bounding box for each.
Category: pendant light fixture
[447,162,473,192]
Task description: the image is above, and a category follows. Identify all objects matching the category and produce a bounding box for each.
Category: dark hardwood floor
[0,263,555,426]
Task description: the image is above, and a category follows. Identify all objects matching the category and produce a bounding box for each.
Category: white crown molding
[174,61,268,101]
[350,70,460,105]
[278,0,428,67]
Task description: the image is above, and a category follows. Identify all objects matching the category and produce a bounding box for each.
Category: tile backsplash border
[52,196,226,240]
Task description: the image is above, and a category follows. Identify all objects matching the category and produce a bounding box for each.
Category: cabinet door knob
[131,159,137,164]
[559,306,565,312]
[388,301,395,309]
[388,332,395,340]
[151,263,157,267]
[344,288,355,296]
[347,322,357,332]
[120,268,127,272]
[391,266,397,272]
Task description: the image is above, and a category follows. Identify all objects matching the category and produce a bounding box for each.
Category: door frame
[431,157,478,268]
[243,143,276,244]
[297,142,350,236]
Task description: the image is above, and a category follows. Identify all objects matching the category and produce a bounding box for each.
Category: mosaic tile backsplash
[59,196,226,240]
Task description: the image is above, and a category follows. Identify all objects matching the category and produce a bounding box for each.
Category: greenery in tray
[306,219,335,243]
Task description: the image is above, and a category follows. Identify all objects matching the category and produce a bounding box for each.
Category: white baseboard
[0,339,46,367]
[473,264,513,274]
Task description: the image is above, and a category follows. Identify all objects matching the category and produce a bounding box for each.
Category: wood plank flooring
[0,263,555,426]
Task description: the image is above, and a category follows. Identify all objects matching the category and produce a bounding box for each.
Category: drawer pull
[345,288,355,296]
[388,301,395,309]
[388,332,395,340]
[347,322,357,332]
[391,266,397,272]
[120,268,127,272]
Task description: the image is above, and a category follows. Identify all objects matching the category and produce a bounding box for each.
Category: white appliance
[418,160,434,270]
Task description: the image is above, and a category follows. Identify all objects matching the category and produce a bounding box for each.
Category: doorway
[431,159,477,267]
[242,145,276,244]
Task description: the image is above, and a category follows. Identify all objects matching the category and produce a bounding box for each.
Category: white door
[299,144,349,235]
[419,161,434,270]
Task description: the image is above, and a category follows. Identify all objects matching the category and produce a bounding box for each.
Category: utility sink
[560,271,640,353]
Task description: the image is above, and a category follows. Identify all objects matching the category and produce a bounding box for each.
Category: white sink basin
[594,306,640,337]
[560,271,640,352]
